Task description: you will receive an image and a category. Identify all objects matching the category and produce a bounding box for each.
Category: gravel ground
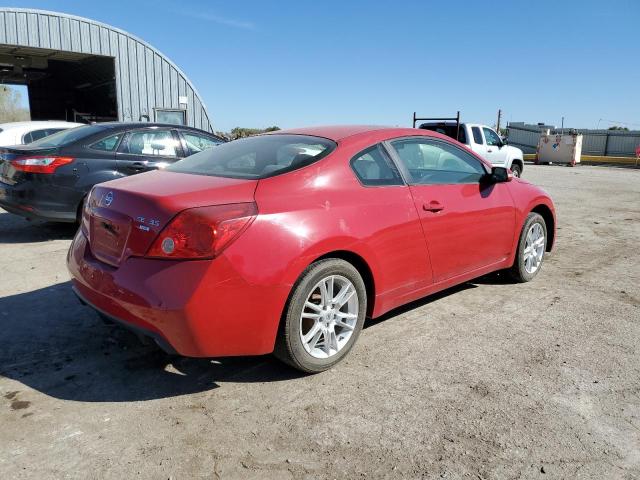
[0,165,639,479]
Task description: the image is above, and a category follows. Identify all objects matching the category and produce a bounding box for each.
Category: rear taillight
[146,202,258,260]
[80,188,95,239]
[10,156,74,174]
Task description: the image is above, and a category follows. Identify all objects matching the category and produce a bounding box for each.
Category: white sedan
[0,121,84,146]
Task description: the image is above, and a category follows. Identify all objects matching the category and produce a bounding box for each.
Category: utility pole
[496,109,502,133]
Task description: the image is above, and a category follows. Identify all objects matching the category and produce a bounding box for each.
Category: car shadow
[364,271,514,328]
[0,282,304,403]
[0,209,78,243]
[471,270,516,285]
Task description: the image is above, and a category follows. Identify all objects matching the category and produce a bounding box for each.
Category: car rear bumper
[72,285,179,355]
[0,180,80,222]
[67,230,289,357]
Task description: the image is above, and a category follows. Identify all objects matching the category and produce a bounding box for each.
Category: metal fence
[506,122,640,157]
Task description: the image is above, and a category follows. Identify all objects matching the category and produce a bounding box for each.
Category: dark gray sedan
[0,122,223,223]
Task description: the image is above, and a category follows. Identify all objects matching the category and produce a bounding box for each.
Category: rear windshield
[28,124,107,147]
[419,123,467,144]
[167,134,336,179]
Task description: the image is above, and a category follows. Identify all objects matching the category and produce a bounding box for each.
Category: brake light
[10,156,74,174]
[146,202,258,259]
[80,188,95,239]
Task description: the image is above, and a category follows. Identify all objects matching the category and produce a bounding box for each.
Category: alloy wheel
[299,275,359,359]
[523,222,545,274]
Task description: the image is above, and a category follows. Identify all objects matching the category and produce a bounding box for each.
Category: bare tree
[0,86,30,123]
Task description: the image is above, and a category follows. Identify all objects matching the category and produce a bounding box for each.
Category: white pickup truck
[416,118,525,177]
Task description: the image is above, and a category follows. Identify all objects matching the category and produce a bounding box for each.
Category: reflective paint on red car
[67,126,555,364]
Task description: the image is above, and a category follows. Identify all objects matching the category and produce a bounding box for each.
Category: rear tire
[274,259,367,373]
[509,213,547,283]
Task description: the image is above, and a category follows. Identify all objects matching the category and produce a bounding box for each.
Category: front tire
[510,162,523,177]
[274,259,367,373]
[509,213,547,282]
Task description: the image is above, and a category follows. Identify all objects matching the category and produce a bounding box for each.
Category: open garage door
[0,45,117,123]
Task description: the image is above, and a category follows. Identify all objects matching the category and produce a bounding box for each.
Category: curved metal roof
[0,8,213,131]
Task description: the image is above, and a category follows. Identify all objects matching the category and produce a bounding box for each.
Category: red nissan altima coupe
[68,126,555,372]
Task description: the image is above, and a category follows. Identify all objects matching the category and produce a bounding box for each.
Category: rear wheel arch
[313,250,376,317]
[280,249,376,325]
[510,158,524,174]
[530,204,554,251]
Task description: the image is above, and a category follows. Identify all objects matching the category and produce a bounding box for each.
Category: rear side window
[167,134,336,179]
[90,133,123,151]
[351,145,403,186]
[471,127,484,145]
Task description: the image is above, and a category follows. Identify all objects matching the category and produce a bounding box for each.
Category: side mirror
[483,166,512,184]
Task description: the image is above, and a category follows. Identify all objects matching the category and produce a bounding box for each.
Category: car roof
[274,125,394,141]
[273,125,452,143]
[90,122,214,132]
[0,121,83,129]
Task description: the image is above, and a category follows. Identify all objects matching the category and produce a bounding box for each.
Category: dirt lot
[1,165,639,479]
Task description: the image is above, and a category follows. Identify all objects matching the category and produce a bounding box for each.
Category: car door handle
[423,201,444,213]
[128,162,147,171]
[487,149,494,153]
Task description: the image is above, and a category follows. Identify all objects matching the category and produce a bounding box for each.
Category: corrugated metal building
[0,8,213,131]
[507,122,640,157]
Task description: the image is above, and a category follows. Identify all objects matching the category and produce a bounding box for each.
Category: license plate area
[89,208,132,266]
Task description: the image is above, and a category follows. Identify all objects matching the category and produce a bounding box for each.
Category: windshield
[28,124,107,148]
[167,134,336,179]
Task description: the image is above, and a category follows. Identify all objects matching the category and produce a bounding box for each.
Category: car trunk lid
[85,170,258,266]
[0,146,58,185]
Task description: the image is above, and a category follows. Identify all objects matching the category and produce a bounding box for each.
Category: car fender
[506,146,524,165]
[230,209,386,292]
[281,234,381,289]
[75,168,125,194]
[506,180,556,262]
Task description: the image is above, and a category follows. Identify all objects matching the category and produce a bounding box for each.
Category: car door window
[351,144,403,186]
[471,127,484,145]
[391,138,487,185]
[182,132,221,155]
[482,127,501,147]
[90,133,123,151]
[22,132,33,143]
[121,130,180,157]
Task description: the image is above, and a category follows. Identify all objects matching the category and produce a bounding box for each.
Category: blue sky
[6,0,640,131]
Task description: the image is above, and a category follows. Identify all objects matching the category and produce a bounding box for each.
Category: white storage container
[536,131,583,166]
